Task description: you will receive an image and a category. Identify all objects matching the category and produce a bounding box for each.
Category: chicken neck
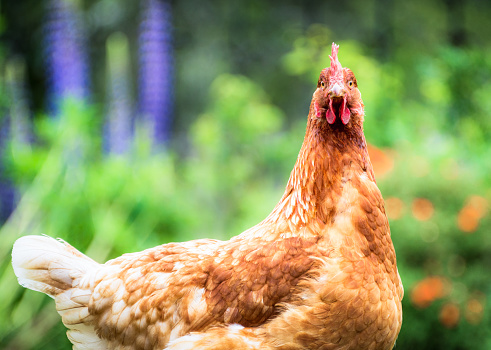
[265,114,374,234]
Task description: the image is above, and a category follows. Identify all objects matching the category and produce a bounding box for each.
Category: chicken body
[12,43,403,350]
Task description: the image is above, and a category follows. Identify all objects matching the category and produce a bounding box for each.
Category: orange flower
[457,195,488,233]
[412,198,434,221]
[367,144,394,179]
[439,302,460,328]
[458,206,480,233]
[411,276,449,308]
[467,195,488,217]
[385,197,405,220]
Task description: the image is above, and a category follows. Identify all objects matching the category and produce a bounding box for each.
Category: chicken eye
[321,81,325,88]
[348,80,354,88]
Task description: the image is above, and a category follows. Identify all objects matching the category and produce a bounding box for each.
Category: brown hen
[12,43,403,350]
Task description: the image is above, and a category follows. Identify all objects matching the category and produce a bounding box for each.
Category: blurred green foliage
[1,1,491,349]
[0,76,300,350]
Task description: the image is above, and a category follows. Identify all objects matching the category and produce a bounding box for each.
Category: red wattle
[326,100,336,124]
[340,98,351,125]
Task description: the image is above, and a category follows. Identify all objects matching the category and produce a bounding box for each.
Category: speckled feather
[12,43,403,350]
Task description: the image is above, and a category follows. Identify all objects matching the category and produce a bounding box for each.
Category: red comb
[329,42,343,81]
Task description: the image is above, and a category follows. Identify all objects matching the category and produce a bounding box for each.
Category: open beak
[325,82,350,125]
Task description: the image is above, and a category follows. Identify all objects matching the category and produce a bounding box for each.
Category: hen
[12,43,403,350]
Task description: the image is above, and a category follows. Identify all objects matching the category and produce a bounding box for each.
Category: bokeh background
[0,0,490,349]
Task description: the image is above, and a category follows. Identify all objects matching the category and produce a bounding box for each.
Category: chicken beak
[325,82,350,125]
[328,82,345,98]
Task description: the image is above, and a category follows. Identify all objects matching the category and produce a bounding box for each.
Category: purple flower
[138,0,174,147]
[44,0,89,115]
[106,33,133,155]
[0,119,16,222]
[0,59,33,222]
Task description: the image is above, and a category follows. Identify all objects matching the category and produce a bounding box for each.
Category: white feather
[12,235,99,297]
[12,235,110,350]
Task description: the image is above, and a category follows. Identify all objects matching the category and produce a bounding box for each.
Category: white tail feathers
[12,235,99,298]
[12,235,112,350]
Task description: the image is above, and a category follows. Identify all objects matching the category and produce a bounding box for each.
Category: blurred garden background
[0,0,490,349]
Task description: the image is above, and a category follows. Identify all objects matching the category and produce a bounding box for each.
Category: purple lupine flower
[0,59,32,222]
[0,119,15,223]
[44,0,89,115]
[138,0,174,147]
[105,33,133,155]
